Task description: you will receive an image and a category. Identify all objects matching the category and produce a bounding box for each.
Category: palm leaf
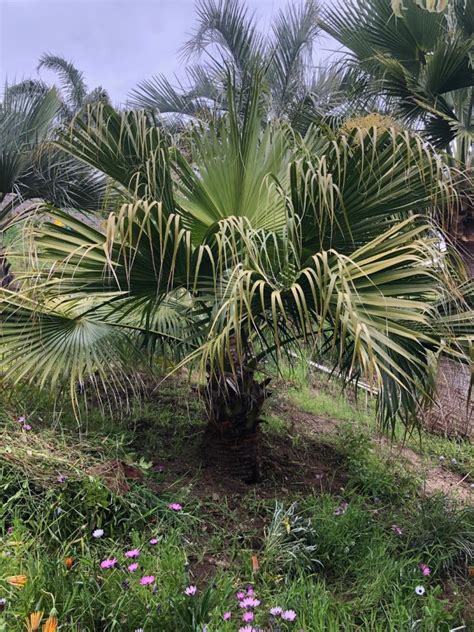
[181,0,264,71]
[38,53,87,113]
[57,105,175,209]
[267,0,320,116]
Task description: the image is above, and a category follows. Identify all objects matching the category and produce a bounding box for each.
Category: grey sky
[0,0,339,106]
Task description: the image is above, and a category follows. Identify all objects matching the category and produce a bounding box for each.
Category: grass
[0,372,472,631]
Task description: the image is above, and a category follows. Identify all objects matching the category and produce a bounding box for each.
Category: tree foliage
[322,0,474,164]
[1,78,465,434]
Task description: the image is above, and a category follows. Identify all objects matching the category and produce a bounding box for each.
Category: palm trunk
[201,344,271,483]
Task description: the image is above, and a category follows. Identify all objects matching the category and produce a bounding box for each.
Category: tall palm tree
[130,0,356,131]
[1,80,463,480]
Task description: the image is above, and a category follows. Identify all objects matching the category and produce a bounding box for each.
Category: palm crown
[6,54,111,123]
[0,78,462,478]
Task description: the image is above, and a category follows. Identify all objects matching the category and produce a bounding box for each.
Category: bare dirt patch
[378,439,473,503]
[278,389,473,504]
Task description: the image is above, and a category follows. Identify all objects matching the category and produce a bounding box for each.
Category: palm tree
[7,54,110,123]
[322,0,473,164]
[0,80,461,480]
[130,0,356,131]
[0,85,106,288]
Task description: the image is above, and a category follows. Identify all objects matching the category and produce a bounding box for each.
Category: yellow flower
[6,574,27,587]
[42,615,58,632]
[53,219,65,227]
[26,611,43,631]
[342,113,401,134]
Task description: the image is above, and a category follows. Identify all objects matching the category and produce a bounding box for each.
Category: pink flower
[149,537,159,545]
[246,586,255,596]
[419,563,431,576]
[236,591,246,600]
[391,524,403,536]
[127,563,139,572]
[282,610,297,621]
[238,627,254,632]
[17,416,25,423]
[7,527,13,535]
[168,502,182,511]
[124,548,140,558]
[100,558,117,569]
[92,528,104,538]
[184,585,197,596]
[140,575,155,585]
[240,597,260,608]
[223,612,232,621]
[22,424,32,431]
[270,606,282,616]
[242,612,254,622]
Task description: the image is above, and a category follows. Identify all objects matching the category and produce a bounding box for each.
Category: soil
[379,439,472,503]
[143,421,347,501]
[134,385,471,504]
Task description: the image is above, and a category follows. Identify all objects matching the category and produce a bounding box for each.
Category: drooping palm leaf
[57,105,175,209]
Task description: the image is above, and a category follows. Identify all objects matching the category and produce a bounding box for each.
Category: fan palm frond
[0,87,60,200]
[322,0,474,162]
[57,104,175,209]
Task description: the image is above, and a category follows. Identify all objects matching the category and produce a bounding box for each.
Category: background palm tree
[322,0,473,163]
[130,0,357,131]
[1,78,462,479]
[6,53,111,123]
[0,85,106,288]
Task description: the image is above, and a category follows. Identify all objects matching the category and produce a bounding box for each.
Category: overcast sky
[0,0,339,106]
